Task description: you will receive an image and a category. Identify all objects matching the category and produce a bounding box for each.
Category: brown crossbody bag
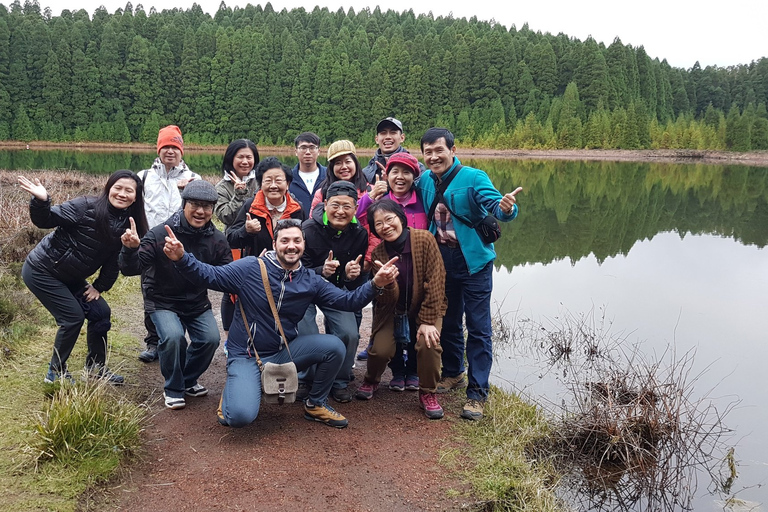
[238,258,298,405]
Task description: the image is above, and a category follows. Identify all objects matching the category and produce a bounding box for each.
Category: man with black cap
[362,117,426,184]
[299,180,368,402]
[120,179,232,410]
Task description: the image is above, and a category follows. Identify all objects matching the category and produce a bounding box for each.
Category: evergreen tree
[12,104,34,140]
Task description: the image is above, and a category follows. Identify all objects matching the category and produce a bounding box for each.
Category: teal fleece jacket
[416,157,518,274]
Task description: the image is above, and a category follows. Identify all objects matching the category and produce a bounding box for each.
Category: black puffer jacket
[119,210,232,316]
[25,196,129,292]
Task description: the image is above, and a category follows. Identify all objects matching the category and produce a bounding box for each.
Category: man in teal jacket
[416,127,523,420]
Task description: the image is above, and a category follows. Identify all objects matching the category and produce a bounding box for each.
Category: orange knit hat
[157,125,184,155]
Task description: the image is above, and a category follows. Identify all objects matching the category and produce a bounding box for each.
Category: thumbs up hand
[245,213,262,234]
[345,254,363,281]
[322,250,340,278]
[368,173,388,201]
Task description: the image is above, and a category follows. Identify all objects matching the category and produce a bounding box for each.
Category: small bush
[29,376,145,477]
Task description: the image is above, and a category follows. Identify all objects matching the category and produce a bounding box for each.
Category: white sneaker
[164,393,186,410]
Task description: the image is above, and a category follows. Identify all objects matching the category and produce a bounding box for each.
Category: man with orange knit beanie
[137,125,201,362]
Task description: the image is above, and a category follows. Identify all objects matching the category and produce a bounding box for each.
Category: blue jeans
[297,304,359,390]
[220,334,345,428]
[439,245,494,401]
[150,309,219,398]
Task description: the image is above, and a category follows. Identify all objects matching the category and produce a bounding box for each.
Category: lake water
[3,150,766,510]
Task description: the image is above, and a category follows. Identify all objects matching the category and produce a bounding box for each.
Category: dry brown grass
[0,171,104,264]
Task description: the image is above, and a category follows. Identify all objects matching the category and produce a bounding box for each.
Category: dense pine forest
[1,0,767,150]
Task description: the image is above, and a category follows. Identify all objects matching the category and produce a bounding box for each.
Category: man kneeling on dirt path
[162,218,399,429]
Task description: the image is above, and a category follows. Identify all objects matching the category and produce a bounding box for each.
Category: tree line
[1,0,767,150]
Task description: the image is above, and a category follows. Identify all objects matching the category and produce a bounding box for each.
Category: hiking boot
[419,391,444,419]
[164,393,186,410]
[185,383,208,397]
[138,345,158,362]
[304,400,348,428]
[85,364,125,385]
[356,348,369,361]
[461,399,484,421]
[405,375,420,391]
[331,386,353,403]
[44,366,74,385]
[355,381,379,400]
[295,381,310,401]
[388,376,405,392]
[436,372,467,393]
[217,394,228,426]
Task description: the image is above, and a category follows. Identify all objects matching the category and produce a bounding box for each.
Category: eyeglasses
[373,215,400,230]
[297,145,319,152]
[187,201,214,212]
[262,178,287,187]
[326,202,355,212]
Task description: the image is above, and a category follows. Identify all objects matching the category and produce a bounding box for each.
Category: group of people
[19,117,522,429]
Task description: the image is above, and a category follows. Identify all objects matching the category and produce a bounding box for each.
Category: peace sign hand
[121,217,141,248]
[162,225,185,261]
[345,254,363,281]
[228,171,247,191]
[499,187,523,214]
[17,175,49,201]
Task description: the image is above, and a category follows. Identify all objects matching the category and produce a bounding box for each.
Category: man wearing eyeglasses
[299,180,369,403]
[120,179,232,411]
[289,132,327,216]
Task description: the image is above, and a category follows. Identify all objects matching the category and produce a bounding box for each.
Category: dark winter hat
[326,181,359,201]
[385,152,421,178]
[181,179,217,204]
[376,117,403,133]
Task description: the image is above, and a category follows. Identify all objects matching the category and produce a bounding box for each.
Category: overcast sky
[37,0,767,69]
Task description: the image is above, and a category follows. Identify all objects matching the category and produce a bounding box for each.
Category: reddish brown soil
[95,295,473,512]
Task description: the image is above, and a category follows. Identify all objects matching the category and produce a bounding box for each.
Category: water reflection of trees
[473,159,768,270]
[507,309,737,511]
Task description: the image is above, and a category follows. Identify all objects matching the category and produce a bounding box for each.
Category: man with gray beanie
[120,179,232,410]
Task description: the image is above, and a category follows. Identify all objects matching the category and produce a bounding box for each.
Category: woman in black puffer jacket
[19,170,148,384]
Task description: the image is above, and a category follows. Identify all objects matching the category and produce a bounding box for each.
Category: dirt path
[96,293,472,512]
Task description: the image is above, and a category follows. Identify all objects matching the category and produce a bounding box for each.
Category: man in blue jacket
[289,132,327,216]
[163,218,399,429]
[416,127,523,421]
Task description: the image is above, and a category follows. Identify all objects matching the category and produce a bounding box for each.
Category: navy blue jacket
[289,163,327,217]
[173,251,376,358]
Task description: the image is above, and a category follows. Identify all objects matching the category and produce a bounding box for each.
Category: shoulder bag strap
[258,258,294,361]
[426,164,463,220]
[238,301,263,371]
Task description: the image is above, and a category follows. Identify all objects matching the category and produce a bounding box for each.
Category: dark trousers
[22,261,111,372]
[142,271,159,348]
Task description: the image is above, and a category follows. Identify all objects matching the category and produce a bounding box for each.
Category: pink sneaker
[419,391,444,419]
[355,381,379,400]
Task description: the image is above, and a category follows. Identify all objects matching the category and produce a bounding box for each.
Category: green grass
[446,387,565,511]
[0,271,147,512]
